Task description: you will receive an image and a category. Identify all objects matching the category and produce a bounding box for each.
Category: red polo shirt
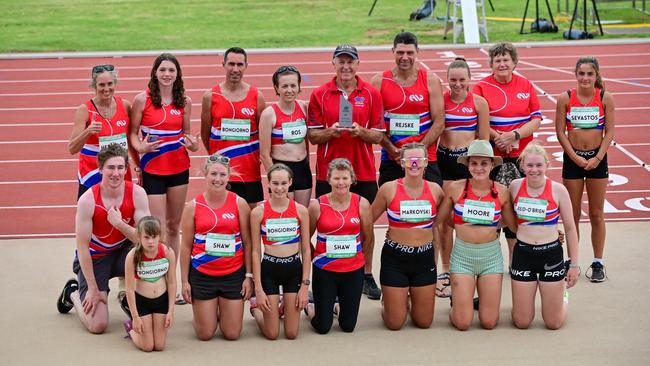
[308,76,384,182]
[472,74,541,158]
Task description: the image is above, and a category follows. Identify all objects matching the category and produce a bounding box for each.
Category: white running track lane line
[0,179,78,185]
[0,140,69,144]
[0,85,317,98]
[0,158,77,163]
[0,119,199,126]
[0,233,76,238]
[0,70,381,84]
[518,59,650,89]
[2,52,650,72]
[614,143,650,171]
[1,79,647,97]
[539,124,650,130]
[4,102,650,115]
[0,205,76,209]
[1,63,649,85]
[3,81,650,98]
[0,122,73,127]
[480,47,650,174]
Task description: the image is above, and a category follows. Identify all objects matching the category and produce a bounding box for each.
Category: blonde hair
[204,153,231,174]
[327,158,357,185]
[400,142,428,160]
[517,141,550,167]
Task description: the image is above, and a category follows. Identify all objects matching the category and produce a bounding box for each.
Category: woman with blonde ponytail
[554,56,615,283]
[508,142,579,329]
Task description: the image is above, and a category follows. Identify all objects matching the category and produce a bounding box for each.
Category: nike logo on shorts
[543,260,564,271]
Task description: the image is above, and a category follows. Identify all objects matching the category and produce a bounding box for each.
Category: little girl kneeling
[124,216,176,351]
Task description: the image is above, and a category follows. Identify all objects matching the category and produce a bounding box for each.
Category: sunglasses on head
[208,154,230,164]
[276,65,298,74]
[92,64,115,75]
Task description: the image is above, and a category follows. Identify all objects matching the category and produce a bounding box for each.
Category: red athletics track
[1,42,650,239]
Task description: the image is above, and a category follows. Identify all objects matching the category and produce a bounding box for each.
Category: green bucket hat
[457,140,503,166]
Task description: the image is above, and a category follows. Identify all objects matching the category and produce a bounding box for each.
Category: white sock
[593,258,604,265]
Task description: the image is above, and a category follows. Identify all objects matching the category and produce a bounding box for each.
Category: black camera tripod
[520,0,556,34]
[568,0,604,37]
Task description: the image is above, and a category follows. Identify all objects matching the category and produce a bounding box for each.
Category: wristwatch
[245,272,254,279]
[302,279,310,286]
[513,130,521,141]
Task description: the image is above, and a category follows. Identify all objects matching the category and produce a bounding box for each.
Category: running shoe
[248,296,258,317]
[175,293,187,305]
[57,279,78,314]
[333,297,340,317]
[304,291,314,317]
[362,274,381,300]
[586,262,606,282]
[473,297,480,311]
[120,295,132,319]
[117,277,126,301]
[123,319,132,339]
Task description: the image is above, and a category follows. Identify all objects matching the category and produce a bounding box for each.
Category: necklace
[92,97,115,120]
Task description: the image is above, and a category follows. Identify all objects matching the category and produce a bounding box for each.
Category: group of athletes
[56,32,615,351]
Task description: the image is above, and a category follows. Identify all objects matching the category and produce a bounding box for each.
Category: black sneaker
[362,274,381,300]
[120,295,132,319]
[473,297,480,311]
[57,279,78,314]
[586,262,606,283]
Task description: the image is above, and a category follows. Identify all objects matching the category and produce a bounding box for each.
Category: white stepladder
[443,0,489,44]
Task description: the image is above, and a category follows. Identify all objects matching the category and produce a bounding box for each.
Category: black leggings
[310,266,364,334]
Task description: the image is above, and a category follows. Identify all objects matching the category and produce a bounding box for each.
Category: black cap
[333,44,359,60]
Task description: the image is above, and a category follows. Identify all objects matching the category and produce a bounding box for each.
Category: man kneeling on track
[57,144,150,334]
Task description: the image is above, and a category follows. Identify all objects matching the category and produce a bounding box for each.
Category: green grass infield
[1,0,648,53]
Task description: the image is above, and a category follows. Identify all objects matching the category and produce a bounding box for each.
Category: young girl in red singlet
[124,216,176,351]
[249,163,311,340]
